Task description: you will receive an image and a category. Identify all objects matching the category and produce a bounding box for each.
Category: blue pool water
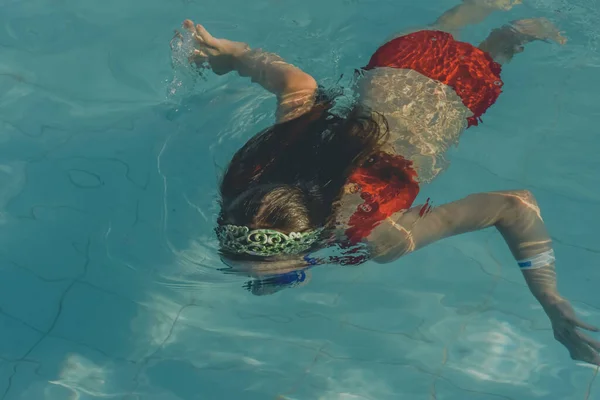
[2,0,600,398]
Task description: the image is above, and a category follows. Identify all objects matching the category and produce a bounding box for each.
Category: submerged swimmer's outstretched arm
[368,190,600,365]
[183,20,317,122]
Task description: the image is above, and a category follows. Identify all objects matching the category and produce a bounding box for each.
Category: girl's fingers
[183,19,195,32]
[195,24,217,47]
[189,49,209,65]
[571,317,600,332]
[193,49,208,58]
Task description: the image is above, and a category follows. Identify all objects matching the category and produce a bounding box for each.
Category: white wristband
[517,249,555,270]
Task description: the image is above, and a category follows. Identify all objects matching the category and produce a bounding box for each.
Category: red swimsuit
[345,152,419,243]
[345,30,503,244]
[365,30,503,127]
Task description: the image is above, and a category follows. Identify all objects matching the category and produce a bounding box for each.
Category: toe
[183,19,195,32]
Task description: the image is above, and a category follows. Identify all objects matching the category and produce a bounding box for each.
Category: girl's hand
[544,296,600,365]
[182,19,250,75]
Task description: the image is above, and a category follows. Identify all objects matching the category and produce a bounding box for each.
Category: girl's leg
[479,18,567,64]
[387,0,520,41]
[432,0,522,35]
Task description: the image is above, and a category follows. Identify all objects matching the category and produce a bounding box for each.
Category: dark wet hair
[217,91,389,258]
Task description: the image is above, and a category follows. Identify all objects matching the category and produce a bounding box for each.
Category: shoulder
[331,195,415,264]
[331,149,421,250]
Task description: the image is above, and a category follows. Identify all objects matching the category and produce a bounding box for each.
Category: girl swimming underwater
[178,0,599,366]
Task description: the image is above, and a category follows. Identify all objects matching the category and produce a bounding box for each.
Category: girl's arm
[183,20,317,122]
[368,190,600,366]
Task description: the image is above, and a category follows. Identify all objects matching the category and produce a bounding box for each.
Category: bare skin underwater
[174,0,598,366]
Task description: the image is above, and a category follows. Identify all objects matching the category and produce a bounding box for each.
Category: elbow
[498,189,541,228]
[506,190,538,211]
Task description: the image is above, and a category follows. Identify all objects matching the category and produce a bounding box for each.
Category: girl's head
[220,183,315,234]
[216,95,388,263]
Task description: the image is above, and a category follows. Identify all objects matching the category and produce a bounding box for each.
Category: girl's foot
[465,0,522,10]
[511,17,568,44]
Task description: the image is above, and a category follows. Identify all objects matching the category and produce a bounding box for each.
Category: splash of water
[165,29,203,103]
